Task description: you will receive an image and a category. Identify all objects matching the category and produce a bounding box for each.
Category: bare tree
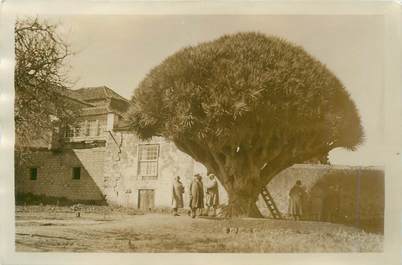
[15,17,78,153]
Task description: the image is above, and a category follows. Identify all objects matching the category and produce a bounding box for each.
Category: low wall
[15,148,105,201]
[257,164,384,223]
[15,144,384,225]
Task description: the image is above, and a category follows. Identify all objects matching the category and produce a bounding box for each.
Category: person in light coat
[205,173,220,217]
[172,176,184,216]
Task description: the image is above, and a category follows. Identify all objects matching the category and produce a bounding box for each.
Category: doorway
[138,189,155,210]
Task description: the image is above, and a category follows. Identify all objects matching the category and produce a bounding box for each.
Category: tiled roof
[54,87,94,107]
[72,86,128,102]
[60,86,130,117]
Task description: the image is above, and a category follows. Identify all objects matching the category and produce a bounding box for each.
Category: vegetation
[15,17,77,153]
[127,32,364,217]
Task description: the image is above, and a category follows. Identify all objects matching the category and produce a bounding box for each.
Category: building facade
[15,86,210,208]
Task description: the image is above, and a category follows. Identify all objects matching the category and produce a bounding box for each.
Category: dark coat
[189,179,204,209]
[288,185,305,216]
[172,180,184,208]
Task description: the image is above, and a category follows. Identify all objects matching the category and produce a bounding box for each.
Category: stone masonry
[103,131,208,208]
[15,147,105,201]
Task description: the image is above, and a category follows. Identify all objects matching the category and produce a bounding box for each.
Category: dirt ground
[15,206,383,253]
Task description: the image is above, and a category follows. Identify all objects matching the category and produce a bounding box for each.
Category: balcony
[64,134,106,143]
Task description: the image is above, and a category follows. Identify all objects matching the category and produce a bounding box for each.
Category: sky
[50,15,385,166]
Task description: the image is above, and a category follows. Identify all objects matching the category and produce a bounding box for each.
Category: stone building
[15,86,384,224]
[15,86,210,209]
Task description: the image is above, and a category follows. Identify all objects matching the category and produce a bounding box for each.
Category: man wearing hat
[189,174,204,218]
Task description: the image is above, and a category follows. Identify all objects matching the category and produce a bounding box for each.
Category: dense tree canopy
[128,32,363,217]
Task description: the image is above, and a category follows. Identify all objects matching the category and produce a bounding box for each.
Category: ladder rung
[261,187,282,219]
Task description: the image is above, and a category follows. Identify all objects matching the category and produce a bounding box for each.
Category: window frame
[65,119,104,139]
[29,167,38,181]
[137,144,160,180]
[72,167,81,180]
[86,119,99,137]
[65,125,74,138]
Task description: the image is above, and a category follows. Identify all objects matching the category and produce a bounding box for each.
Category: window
[73,122,83,137]
[87,120,100,136]
[30,168,37,180]
[65,125,74,138]
[65,120,102,138]
[98,120,105,136]
[138,144,159,179]
[72,167,81,180]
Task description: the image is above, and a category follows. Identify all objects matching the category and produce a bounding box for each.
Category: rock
[229,227,239,234]
[128,239,136,249]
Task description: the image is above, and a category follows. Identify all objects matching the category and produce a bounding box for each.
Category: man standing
[189,174,204,218]
[205,173,219,217]
[288,180,305,221]
[172,176,184,216]
[197,174,205,216]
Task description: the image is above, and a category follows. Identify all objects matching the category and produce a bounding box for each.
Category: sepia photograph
[0,2,400,263]
[11,14,388,253]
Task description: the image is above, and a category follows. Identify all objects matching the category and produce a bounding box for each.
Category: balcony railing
[64,135,106,142]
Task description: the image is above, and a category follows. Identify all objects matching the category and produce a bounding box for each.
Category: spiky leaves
[128,32,363,216]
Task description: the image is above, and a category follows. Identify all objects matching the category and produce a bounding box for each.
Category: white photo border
[0,1,401,265]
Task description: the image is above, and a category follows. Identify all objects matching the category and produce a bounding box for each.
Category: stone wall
[15,148,105,201]
[15,131,384,224]
[103,131,208,208]
[258,164,384,222]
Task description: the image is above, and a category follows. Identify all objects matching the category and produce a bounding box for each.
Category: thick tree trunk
[172,138,288,218]
[221,191,263,218]
[217,171,266,218]
[216,163,286,218]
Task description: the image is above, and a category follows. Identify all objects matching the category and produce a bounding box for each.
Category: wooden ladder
[261,187,282,219]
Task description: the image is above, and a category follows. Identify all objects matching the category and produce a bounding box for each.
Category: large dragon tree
[127,32,363,217]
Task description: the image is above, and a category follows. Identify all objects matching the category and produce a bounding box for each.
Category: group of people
[173,176,340,221]
[288,180,341,222]
[171,173,220,218]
